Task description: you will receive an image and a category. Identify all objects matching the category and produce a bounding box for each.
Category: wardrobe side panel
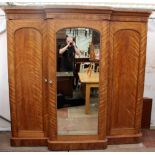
[8,20,45,138]
[109,22,147,135]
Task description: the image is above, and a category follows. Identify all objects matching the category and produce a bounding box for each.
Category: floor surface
[0,130,155,152]
[57,105,98,135]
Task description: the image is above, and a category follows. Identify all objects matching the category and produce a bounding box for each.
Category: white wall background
[144,18,155,127]
[0,29,10,120]
[0,7,155,128]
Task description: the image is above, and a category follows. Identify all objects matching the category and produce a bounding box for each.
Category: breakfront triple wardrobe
[4,6,151,150]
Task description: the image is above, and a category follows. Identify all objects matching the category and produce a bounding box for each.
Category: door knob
[49,80,53,84]
[44,78,48,83]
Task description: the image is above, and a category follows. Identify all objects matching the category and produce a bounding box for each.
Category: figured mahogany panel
[112,29,140,128]
[14,28,43,135]
[109,22,147,136]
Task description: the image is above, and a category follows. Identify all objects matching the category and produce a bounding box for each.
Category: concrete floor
[0,130,155,152]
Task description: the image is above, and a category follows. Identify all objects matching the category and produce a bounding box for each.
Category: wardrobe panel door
[15,28,43,134]
[109,22,147,135]
[8,20,47,138]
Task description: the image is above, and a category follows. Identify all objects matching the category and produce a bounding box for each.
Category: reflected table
[78,72,99,114]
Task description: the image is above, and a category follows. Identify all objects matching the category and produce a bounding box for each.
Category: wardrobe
[4,6,151,150]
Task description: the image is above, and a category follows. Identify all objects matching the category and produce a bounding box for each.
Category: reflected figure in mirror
[59,36,80,71]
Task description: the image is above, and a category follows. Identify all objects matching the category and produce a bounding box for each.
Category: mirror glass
[56,28,100,135]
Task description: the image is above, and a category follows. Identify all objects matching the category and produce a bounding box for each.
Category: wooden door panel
[109,22,146,135]
[112,29,140,128]
[15,28,43,131]
[47,19,109,143]
[8,20,46,138]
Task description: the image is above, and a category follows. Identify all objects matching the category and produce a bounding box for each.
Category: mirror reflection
[57,28,100,135]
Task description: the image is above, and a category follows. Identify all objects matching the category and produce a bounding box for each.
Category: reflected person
[59,36,80,71]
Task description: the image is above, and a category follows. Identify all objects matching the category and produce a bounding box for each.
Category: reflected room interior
[56,28,100,135]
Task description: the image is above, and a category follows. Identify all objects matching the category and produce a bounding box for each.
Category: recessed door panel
[14,27,44,136]
[109,22,145,135]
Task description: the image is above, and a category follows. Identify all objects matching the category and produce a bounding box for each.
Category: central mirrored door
[56,27,100,135]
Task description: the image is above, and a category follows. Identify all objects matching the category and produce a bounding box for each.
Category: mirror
[56,28,100,135]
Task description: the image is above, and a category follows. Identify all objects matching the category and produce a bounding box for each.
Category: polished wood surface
[78,72,99,114]
[107,133,142,145]
[11,137,48,146]
[78,72,99,83]
[15,28,43,132]
[48,140,107,151]
[47,18,109,149]
[7,20,47,139]
[5,7,151,150]
[85,83,99,114]
[108,22,147,136]
[141,98,152,129]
